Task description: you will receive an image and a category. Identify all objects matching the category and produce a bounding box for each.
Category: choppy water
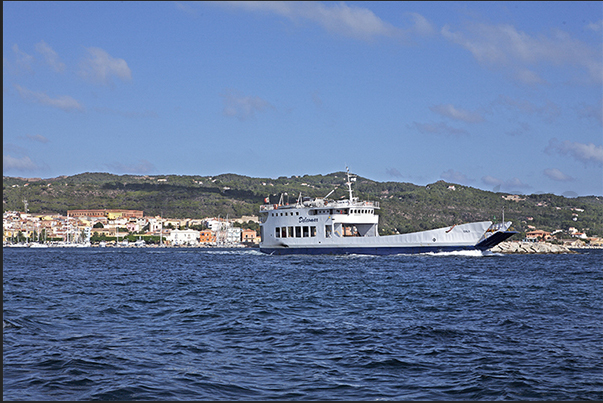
[3,248,602,400]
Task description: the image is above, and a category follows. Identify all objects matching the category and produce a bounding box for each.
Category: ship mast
[345,167,356,202]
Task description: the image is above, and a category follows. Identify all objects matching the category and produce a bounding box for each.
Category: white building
[226,227,242,244]
[146,217,162,233]
[167,229,200,246]
[205,218,229,232]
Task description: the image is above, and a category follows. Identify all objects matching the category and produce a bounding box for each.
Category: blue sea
[3,248,602,400]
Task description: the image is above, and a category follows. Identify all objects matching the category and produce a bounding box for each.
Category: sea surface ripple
[3,248,602,400]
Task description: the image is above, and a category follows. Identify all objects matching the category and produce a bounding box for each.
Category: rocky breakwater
[490,241,575,254]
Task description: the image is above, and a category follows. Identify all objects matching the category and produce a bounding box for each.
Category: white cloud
[94,107,158,119]
[430,104,483,123]
[545,138,603,167]
[410,121,468,137]
[12,44,34,72]
[505,177,531,189]
[3,155,39,171]
[543,168,574,182]
[481,175,531,191]
[35,41,65,72]
[441,169,473,184]
[25,134,49,143]
[405,12,435,36]
[442,22,603,84]
[104,159,155,174]
[311,91,323,107]
[514,68,546,85]
[221,89,274,120]
[386,167,403,178]
[481,175,503,187]
[175,1,198,17]
[505,122,531,137]
[78,47,132,85]
[14,84,84,112]
[577,102,603,126]
[586,20,603,32]
[219,2,433,41]
[490,95,561,123]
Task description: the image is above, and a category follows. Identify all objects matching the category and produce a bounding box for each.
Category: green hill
[3,172,602,238]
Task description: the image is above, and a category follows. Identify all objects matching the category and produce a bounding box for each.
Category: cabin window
[325,225,332,238]
[281,227,287,238]
[295,226,302,238]
[311,226,317,237]
[288,227,294,237]
[303,226,309,237]
[296,212,299,216]
[275,228,280,238]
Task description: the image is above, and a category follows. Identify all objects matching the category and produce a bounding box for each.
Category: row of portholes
[272,211,300,217]
[275,226,317,238]
[351,209,373,214]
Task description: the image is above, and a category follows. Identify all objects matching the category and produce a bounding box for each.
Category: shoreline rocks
[490,241,576,254]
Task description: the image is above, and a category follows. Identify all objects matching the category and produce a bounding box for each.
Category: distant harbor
[3,209,260,249]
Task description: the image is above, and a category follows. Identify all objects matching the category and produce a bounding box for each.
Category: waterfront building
[199,229,216,245]
[67,209,143,218]
[166,229,200,246]
[241,229,259,245]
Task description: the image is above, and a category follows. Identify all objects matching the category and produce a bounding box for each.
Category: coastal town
[3,206,601,251]
[3,208,260,248]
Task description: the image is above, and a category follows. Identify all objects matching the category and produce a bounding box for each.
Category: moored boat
[259,168,517,255]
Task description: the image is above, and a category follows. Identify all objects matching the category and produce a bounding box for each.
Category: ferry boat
[259,168,517,255]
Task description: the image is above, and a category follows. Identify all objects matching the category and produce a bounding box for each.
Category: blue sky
[3,1,602,197]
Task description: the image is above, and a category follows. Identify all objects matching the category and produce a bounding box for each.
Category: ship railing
[320,200,380,208]
[260,204,276,212]
[260,200,379,211]
[487,221,511,232]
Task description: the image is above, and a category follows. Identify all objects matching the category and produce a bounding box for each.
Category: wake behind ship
[258,169,517,255]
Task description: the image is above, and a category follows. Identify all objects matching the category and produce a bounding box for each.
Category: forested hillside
[3,172,602,238]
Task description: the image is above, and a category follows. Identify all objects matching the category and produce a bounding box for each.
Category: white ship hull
[260,220,515,255]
